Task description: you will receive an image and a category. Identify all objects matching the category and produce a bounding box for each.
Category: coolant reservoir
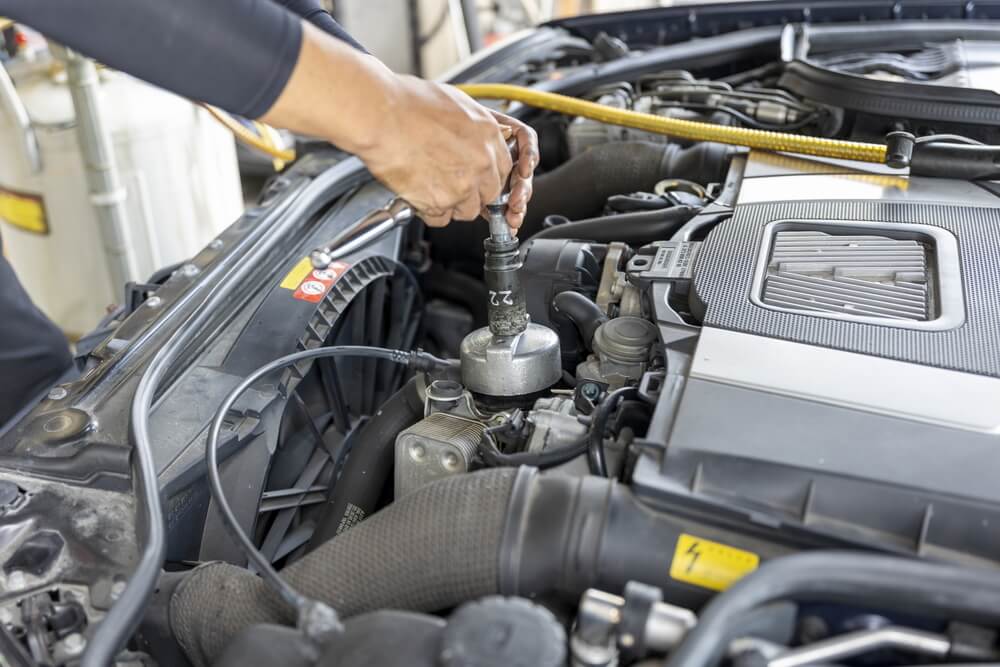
[0,60,242,336]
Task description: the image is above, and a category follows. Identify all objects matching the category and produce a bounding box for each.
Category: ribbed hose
[307,378,424,549]
[171,468,520,667]
[171,468,799,666]
[524,142,728,231]
[457,83,887,163]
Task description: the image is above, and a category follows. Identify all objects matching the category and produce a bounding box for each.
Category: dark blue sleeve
[276,0,366,52]
[1,0,363,118]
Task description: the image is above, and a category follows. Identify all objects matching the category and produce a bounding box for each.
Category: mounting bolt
[110,580,127,600]
[442,452,460,471]
[48,386,68,401]
[62,633,86,656]
[146,296,162,309]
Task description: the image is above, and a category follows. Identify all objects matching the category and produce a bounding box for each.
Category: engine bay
[3,7,1000,667]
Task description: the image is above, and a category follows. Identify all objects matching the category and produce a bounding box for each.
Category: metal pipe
[310,197,414,269]
[52,44,135,293]
[768,627,951,667]
[0,62,42,173]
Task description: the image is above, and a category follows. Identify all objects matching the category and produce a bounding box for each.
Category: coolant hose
[552,291,607,348]
[426,141,728,266]
[170,467,792,667]
[665,551,1000,667]
[306,377,424,549]
[524,141,728,231]
[532,205,698,244]
[458,83,888,163]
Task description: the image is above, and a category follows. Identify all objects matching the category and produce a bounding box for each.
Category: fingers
[488,111,539,228]
[421,209,452,228]
[506,174,533,229]
[478,130,512,209]
[453,193,484,222]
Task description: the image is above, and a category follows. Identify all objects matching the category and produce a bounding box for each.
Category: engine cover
[634,156,1000,569]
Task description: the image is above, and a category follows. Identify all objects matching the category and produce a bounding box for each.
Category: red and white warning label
[281,259,350,303]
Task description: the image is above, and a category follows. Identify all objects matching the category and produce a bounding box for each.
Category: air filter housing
[751,221,964,331]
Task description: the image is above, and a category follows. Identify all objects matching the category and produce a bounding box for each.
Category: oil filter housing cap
[460,323,562,397]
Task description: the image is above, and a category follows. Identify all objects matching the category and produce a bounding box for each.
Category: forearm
[259,23,391,154]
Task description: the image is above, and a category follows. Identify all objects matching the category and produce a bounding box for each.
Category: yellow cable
[458,83,887,164]
[202,104,295,164]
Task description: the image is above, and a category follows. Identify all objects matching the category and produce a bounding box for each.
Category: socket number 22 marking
[489,290,514,306]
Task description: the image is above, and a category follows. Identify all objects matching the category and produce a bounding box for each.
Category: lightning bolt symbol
[685,541,701,573]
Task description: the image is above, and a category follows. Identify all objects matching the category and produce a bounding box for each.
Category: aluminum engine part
[525,396,588,454]
[394,413,485,497]
[596,242,643,318]
[567,92,672,157]
[460,323,562,397]
[578,317,658,387]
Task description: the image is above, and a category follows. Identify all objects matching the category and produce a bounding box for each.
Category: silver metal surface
[739,151,1000,207]
[643,601,697,653]
[0,62,42,173]
[573,588,696,665]
[460,323,561,396]
[525,396,587,454]
[573,590,621,667]
[762,230,930,321]
[394,413,484,497]
[768,627,951,667]
[310,197,414,268]
[578,317,658,388]
[690,327,1000,435]
[486,192,512,243]
[750,220,965,331]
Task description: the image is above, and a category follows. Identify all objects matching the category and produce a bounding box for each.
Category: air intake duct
[169,467,790,667]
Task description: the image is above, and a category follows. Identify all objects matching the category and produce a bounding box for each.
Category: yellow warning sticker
[280,257,314,290]
[0,186,48,235]
[670,533,759,591]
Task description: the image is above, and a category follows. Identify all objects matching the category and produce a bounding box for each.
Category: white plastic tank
[0,59,243,337]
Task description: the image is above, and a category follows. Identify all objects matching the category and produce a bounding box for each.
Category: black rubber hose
[307,377,424,549]
[552,291,607,349]
[523,141,731,232]
[587,387,636,477]
[171,468,798,666]
[425,141,731,265]
[530,205,698,243]
[665,551,1000,667]
[479,429,589,469]
[424,267,489,327]
[171,468,521,667]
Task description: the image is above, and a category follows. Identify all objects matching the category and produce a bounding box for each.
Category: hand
[260,25,537,228]
[488,110,539,230]
[351,74,514,227]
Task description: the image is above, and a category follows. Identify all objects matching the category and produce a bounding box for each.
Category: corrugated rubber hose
[170,467,801,667]
[457,83,888,164]
[171,468,520,667]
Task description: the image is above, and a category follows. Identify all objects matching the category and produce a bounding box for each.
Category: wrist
[260,21,398,155]
[331,55,398,155]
